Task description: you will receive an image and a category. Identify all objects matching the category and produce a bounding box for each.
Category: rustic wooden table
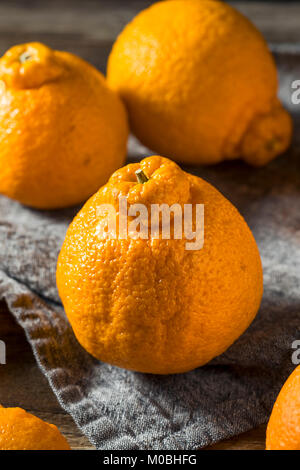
[0,1,299,451]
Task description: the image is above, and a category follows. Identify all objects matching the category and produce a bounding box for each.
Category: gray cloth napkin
[0,48,300,450]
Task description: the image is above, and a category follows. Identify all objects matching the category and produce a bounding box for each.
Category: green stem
[135,169,149,184]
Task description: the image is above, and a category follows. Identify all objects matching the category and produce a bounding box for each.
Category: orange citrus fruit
[57,155,263,374]
[0,405,70,450]
[107,0,292,166]
[266,366,300,450]
[0,42,128,209]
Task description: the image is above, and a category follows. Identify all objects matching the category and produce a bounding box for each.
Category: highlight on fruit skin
[0,404,70,450]
[266,366,300,450]
[0,42,128,209]
[107,0,292,167]
[57,155,263,375]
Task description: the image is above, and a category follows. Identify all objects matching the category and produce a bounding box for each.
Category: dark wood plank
[207,425,266,450]
[232,1,300,43]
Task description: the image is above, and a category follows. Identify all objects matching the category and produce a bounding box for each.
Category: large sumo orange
[0,42,128,209]
[57,156,263,374]
[107,0,292,166]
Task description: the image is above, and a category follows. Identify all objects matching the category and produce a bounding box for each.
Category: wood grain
[0,0,291,450]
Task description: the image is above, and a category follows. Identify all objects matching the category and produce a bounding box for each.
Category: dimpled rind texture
[266,366,300,450]
[0,406,70,450]
[0,42,128,209]
[57,156,263,375]
[107,0,292,166]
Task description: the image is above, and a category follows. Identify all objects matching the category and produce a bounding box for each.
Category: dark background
[0,0,298,74]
